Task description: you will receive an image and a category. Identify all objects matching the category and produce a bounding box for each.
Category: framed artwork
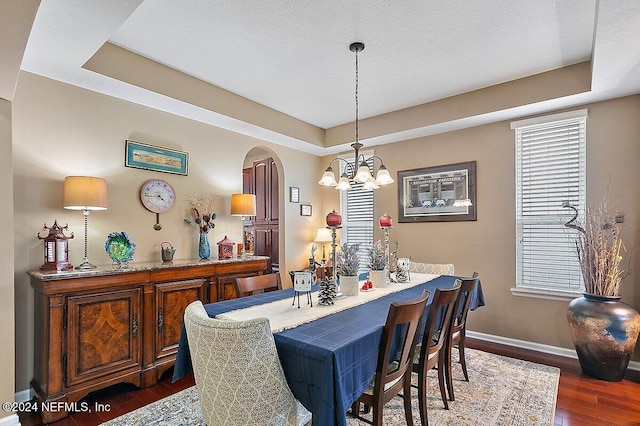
[397,161,476,222]
[289,186,300,203]
[300,204,312,216]
[125,140,189,176]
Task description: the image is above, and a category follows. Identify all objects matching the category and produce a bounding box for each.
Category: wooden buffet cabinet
[29,256,268,423]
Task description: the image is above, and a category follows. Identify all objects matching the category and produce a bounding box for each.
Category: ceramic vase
[198,232,211,260]
[567,293,640,381]
[370,270,387,288]
[340,275,359,296]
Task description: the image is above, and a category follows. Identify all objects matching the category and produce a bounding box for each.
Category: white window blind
[513,110,586,296]
[340,154,374,274]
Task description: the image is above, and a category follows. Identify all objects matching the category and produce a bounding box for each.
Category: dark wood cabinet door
[65,288,142,387]
[254,160,269,224]
[155,279,206,360]
[242,167,253,194]
[269,158,279,223]
[270,226,279,268]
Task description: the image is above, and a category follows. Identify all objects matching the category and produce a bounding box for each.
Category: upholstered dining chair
[184,300,312,426]
[409,262,455,275]
[235,273,281,297]
[445,272,479,401]
[412,282,461,426]
[350,290,430,426]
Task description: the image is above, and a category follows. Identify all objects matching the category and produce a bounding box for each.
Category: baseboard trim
[467,330,640,372]
[14,389,32,404]
[0,414,20,426]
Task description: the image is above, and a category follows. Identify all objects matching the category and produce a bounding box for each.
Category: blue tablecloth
[173,275,484,426]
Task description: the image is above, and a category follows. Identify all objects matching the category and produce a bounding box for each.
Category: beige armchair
[184,301,312,426]
[409,262,455,275]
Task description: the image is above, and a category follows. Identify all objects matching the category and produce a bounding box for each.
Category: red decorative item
[326,210,342,227]
[38,220,74,272]
[217,235,235,259]
[379,213,393,228]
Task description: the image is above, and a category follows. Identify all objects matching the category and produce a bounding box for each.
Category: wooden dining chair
[350,290,430,426]
[412,282,461,426]
[234,273,281,297]
[184,301,312,426]
[445,272,479,401]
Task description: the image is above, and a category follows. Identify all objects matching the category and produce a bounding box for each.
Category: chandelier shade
[318,42,394,191]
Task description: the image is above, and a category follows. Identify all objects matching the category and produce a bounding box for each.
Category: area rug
[101,349,559,426]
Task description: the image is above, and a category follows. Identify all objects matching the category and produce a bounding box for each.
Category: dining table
[173,273,484,426]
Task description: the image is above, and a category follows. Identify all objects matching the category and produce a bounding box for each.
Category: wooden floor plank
[17,342,640,425]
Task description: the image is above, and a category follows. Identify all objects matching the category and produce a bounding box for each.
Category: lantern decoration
[217,235,235,259]
[38,220,74,272]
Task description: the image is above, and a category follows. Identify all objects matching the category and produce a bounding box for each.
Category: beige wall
[322,95,640,360]
[1,98,17,417]
[10,66,640,396]
[12,72,325,392]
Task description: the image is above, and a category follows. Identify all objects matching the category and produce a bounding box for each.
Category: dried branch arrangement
[184,193,217,234]
[563,199,626,296]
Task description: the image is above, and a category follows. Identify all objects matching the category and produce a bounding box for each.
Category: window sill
[510,287,583,302]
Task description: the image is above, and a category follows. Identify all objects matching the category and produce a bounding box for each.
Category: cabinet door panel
[66,288,141,387]
[270,227,280,268]
[155,279,205,359]
[254,160,268,224]
[269,158,279,223]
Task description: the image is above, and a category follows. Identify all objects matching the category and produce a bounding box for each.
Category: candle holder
[380,225,392,285]
[328,226,342,298]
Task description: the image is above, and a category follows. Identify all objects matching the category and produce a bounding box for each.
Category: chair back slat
[235,273,281,297]
[378,290,430,390]
[451,272,479,334]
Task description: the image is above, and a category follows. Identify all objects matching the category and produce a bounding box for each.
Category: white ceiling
[20,0,640,154]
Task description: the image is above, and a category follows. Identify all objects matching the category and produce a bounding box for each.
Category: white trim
[0,414,20,426]
[510,287,583,301]
[14,388,32,403]
[467,330,640,372]
[510,108,588,129]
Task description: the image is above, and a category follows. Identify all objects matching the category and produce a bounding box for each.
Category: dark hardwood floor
[18,338,640,425]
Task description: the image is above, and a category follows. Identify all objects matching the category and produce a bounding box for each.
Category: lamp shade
[230,193,256,216]
[314,227,332,243]
[63,176,108,210]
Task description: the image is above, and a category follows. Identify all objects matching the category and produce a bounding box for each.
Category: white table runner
[217,273,438,332]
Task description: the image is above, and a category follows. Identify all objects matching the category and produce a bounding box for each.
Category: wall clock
[140,179,176,230]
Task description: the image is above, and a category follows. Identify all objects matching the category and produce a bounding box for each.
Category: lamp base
[75,260,97,270]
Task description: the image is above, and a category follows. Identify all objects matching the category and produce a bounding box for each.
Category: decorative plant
[184,193,217,234]
[563,199,627,296]
[337,243,361,277]
[368,240,387,271]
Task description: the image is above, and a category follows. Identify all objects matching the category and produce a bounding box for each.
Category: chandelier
[319,42,394,191]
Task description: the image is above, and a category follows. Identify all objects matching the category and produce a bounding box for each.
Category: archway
[242,147,283,277]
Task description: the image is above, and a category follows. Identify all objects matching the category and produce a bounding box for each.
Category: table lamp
[314,227,332,265]
[230,193,256,258]
[63,176,108,269]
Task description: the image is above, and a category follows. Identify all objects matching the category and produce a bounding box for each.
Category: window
[340,153,374,274]
[511,110,587,300]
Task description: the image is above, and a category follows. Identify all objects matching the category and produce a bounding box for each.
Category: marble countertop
[29,255,270,280]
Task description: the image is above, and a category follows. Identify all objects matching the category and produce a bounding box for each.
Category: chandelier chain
[355,47,359,144]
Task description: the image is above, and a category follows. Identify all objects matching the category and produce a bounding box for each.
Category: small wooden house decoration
[217,235,235,259]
